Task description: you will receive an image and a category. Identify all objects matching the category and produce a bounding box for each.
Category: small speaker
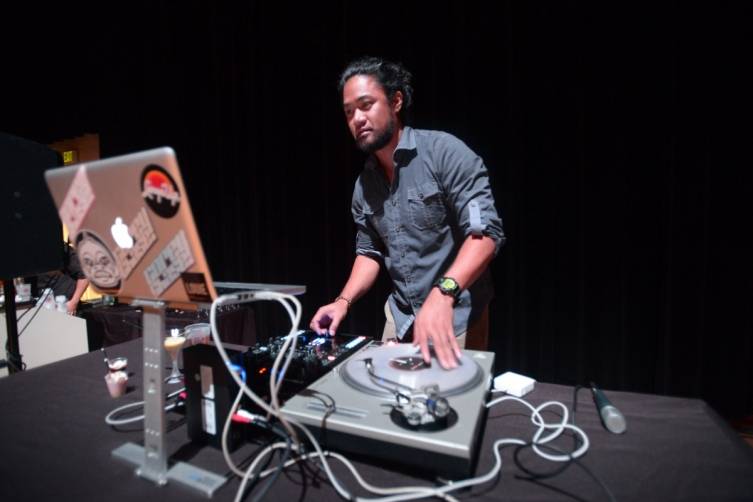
[0,132,63,278]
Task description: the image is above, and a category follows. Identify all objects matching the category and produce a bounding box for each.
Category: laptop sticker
[113,208,158,279]
[59,165,95,236]
[141,165,180,218]
[181,272,212,302]
[75,230,121,292]
[144,230,195,297]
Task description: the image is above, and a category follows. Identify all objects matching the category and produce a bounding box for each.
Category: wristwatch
[434,276,461,300]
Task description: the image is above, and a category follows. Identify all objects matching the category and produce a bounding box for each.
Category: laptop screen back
[44,147,218,308]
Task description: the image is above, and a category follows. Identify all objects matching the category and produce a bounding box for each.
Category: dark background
[3,2,752,419]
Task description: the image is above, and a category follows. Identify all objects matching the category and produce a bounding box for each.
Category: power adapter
[493,371,536,397]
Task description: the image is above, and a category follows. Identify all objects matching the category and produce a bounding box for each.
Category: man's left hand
[413,288,461,369]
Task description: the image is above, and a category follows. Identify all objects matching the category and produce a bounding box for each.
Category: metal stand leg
[111,299,226,497]
[138,301,169,483]
[2,280,23,373]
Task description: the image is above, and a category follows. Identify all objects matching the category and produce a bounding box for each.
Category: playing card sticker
[141,164,180,218]
[59,165,95,236]
[113,208,158,279]
[75,229,121,293]
[144,230,195,297]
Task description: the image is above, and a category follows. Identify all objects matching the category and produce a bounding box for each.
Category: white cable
[208,290,321,502]
[211,291,590,502]
[486,395,590,462]
[236,412,464,502]
[209,292,301,442]
[239,442,460,502]
[231,400,354,501]
[240,292,301,443]
[104,388,184,426]
[222,385,249,477]
[271,328,297,398]
[268,301,299,411]
[268,395,587,502]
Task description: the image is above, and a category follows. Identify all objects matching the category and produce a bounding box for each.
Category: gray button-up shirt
[352,127,505,340]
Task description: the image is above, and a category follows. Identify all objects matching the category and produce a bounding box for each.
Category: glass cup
[108,356,128,373]
[164,334,186,384]
[105,370,128,398]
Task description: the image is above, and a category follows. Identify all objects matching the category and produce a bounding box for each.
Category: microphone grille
[602,407,627,434]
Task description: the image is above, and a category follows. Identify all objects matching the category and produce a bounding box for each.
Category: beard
[356,117,395,154]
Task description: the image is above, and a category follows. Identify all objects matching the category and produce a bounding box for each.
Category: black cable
[303,390,336,436]
[2,350,25,372]
[512,441,577,480]
[572,384,585,416]
[237,419,293,502]
[507,384,617,501]
[236,436,276,490]
[120,318,143,331]
[513,441,617,502]
[15,274,60,326]
[15,273,65,347]
[17,297,50,338]
[250,421,292,502]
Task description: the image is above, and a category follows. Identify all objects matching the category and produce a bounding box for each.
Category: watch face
[440,278,456,290]
[435,277,460,297]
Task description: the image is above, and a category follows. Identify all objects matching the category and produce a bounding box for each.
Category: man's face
[342,75,400,154]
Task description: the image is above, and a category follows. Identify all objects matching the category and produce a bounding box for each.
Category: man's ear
[392,90,403,114]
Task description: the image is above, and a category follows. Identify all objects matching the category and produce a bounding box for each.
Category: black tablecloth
[80,302,257,349]
[1,338,752,502]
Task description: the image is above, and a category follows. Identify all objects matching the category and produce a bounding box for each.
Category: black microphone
[590,382,627,434]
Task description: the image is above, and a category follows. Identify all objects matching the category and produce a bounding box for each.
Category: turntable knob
[406,410,423,427]
[428,396,450,419]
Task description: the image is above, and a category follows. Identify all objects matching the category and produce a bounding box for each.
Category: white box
[493,371,536,397]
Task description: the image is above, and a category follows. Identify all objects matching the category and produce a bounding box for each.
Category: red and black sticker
[181,272,212,303]
[141,164,180,218]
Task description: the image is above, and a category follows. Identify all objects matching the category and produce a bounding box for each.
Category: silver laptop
[44,147,303,308]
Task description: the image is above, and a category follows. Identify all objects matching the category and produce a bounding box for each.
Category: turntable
[280,342,495,479]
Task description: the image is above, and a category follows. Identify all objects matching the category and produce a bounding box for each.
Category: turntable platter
[340,343,483,397]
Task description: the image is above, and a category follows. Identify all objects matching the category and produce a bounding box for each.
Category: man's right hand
[310,300,349,335]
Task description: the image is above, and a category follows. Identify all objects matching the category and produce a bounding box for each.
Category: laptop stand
[111,299,226,497]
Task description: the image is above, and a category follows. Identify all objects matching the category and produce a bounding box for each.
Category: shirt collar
[365,126,417,172]
[395,125,417,156]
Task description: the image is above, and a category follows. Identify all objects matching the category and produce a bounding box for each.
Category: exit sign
[63,150,78,164]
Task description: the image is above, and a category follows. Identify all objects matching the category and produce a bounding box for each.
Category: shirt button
[401,252,405,257]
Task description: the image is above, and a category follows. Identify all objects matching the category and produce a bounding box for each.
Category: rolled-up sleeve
[352,181,385,259]
[435,134,506,254]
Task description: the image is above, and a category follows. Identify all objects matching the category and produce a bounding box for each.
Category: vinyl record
[341,343,482,397]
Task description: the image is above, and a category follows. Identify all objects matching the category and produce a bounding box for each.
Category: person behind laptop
[310,56,505,369]
[35,240,90,315]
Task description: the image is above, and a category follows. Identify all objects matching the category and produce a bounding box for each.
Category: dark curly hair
[338,56,413,122]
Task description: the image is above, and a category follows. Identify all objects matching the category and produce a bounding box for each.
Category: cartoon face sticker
[141,164,180,218]
[76,230,121,291]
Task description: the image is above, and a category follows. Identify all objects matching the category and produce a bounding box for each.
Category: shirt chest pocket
[407,182,445,230]
[363,203,389,241]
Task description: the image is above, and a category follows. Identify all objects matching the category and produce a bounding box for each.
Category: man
[36,241,89,315]
[310,56,504,369]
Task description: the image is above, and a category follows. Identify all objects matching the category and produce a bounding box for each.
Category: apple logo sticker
[110,217,134,249]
